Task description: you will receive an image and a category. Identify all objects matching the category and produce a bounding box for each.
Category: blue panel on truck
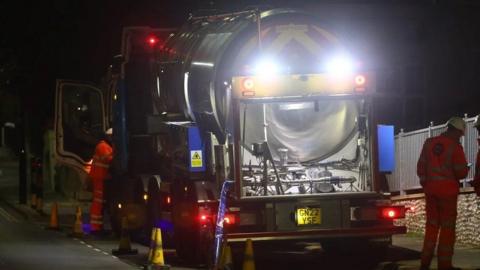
[188,126,206,172]
[377,125,395,172]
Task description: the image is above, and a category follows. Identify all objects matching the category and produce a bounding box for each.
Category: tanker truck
[53,8,405,264]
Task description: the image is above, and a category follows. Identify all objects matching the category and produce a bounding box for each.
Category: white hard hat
[474,115,480,128]
[447,117,466,132]
[105,128,113,135]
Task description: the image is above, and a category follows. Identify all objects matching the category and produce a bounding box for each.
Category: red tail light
[166,196,171,205]
[198,213,237,225]
[199,214,211,223]
[380,207,405,219]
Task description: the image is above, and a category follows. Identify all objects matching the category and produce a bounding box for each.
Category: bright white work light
[253,58,280,77]
[325,55,355,75]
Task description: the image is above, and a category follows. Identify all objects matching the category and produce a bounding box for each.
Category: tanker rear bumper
[225,225,406,243]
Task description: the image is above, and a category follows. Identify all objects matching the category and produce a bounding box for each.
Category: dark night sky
[2,0,480,153]
[1,0,296,82]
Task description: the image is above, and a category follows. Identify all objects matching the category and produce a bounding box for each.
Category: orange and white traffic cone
[242,238,255,270]
[144,227,169,270]
[112,217,138,255]
[46,202,60,230]
[69,206,84,238]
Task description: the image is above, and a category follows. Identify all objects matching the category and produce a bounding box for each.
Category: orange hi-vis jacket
[89,140,113,181]
[417,133,469,196]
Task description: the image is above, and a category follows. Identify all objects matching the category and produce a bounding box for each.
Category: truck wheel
[146,181,161,240]
[175,230,196,264]
[175,224,215,267]
[198,223,215,268]
[107,199,121,236]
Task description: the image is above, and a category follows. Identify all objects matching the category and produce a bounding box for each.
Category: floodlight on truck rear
[325,55,356,75]
[253,58,281,78]
[232,72,374,98]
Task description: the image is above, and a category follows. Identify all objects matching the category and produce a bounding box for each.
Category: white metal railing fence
[386,114,478,194]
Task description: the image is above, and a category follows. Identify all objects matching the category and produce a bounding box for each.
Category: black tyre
[109,205,122,236]
[174,222,215,267]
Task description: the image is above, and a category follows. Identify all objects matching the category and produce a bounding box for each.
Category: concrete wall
[392,189,480,246]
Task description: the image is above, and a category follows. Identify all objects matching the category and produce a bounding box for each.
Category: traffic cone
[46,202,60,230]
[218,241,233,270]
[69,206,84,238]
[112,217,138,255]
[144,227,169,270]
[242,239,255,270]
[147,227,156,261]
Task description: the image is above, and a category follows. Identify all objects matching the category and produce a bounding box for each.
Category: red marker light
[166,196,171,205]
[147,36,159,46]
[243,78,254,90]
[355,75,366,86]
[200,215,208,222]
[381,208,399,219]
[241,78,256,96]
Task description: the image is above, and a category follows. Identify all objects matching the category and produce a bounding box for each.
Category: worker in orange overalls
[471,115,480,196]
[89,128,113,235]
[417,117,469,270]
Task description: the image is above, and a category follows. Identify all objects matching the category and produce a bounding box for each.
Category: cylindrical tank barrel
[155,9,347,142]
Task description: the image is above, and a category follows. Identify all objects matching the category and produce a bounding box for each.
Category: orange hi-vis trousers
[89,140,112,232]
[421,194,458,270]
[90,176,104,232]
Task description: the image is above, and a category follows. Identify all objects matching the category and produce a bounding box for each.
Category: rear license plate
[296,207,322,225]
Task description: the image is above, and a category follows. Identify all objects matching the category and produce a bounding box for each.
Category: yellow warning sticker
[191,150,203,168]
